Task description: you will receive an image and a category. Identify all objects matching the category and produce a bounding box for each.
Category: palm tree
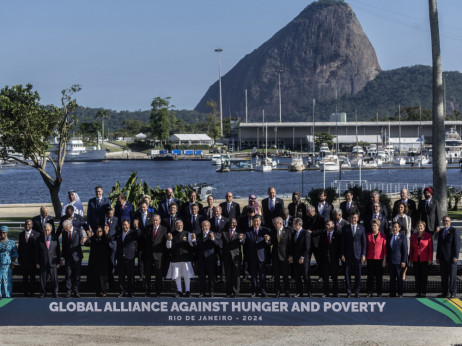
[428,0,447,216]
[95,109,109,144]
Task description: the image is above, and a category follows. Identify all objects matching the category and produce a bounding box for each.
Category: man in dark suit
[418,187,442,235]
[211,206,229,233]
[339,190,360,221]
[282,208,293,229]
[115,193,135,226]
[87,185,111,232]
[158,187,180,219]
[238,208,255,232]
[364,191,388,222]
[32,206,55,235]
[203,195,216,221]
[18,219,40,296]
[315,189,334,222]
[333,209,349,232]
[319,220,342,297]
[261,186,284,230]
[116,219,140,297]
[387,222,408,297]
[291,217,311,297]
[56,205,86,237]
[220,192,241,220]
[61,219,87,298]
[436,216,460,298]
[392,188,417,226]
[364,202,389,235]
[271,217,292,297]
[193,220,221,297]
[180,190,203,219]
[288,192,307,220]
[162,203,181,233]
[138,214,167,297]
[242,215,271,297]
[184,203,204,235]
[134,201,154,282]
[221,218,245,297]
[305,205,325,281]
[35,223,60,298]
[101,207,119,285]
[341,213,366,297]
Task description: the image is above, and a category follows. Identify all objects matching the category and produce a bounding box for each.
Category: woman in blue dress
[0,225,18,297]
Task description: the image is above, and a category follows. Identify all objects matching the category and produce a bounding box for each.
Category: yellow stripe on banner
[446,299,462,313]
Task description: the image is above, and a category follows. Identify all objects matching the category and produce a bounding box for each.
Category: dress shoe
[210,292,215,298]
[73,292,80,298]
[322,293,328,298]
[198,293,205,298]
[354,293,360,298]
[367,293,373,298]
[294,293,303,298]
[66,293,71,298]
[144,292,151,297]
[285,292,290,298]
[421,293,427,297]
[102,293,107,297]
[231,293,237,298]
[389,293,397,298]
[437,293,449,298]
[40,293,46,298]
[333,293,339,298]
[275,292,280,298]
[53,293,58,298]
[226,294,231,298]
[318,278,323,282]
[118,293,126,298]
[306,292,312,297]
[450,294,457,298]
[377,294,382,298]
[415,293,422,298]
[346,293,351,298]
[261,290,267,297]
[250,293,256,298]
[398,294,403,298]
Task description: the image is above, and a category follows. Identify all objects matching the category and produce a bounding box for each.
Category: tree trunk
[428,0,447,216]
[39,171,62,217]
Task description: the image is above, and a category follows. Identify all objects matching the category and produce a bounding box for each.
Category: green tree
[206,100,220,142]
[315,132,335,148]
[0,83,81,216]
[151,97,173,145]
[95,108,109,142]
[78,122,100,141]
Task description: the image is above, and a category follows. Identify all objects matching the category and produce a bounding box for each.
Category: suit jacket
[36,234,61,268]
[364,213,389,236]
[134,211,154,233]
[362,202,388,223]
[220,201,241,220]
[341,223,366,262]
[140,224,167,261]
[315,202,334,222]
[271,227,292,261]
[318,230,342,264]
[243,226,271,263]
[56,214,85,237]
[261,197,284,228]
[211,216,229,233]
[334,218,349,233]
[366,232,387,260]
[291,228,311,261]
[162,214,181,233]
[288,202,307,219]
[87,196,111,231]
[32,215,55,235]
[392,199,417,226]
[18,230,40,267]
[184,214,204,235]
[202,206,215,221]
[61,227,84,262]
[387,231,408,265]
[99,216,119,245]
[409,232,433,262]
[115,229,140,261]
[282,216,293,229]
[158,198,180,219]
[221,228,243,263]
[180,201,203,219]
[436,226,460,261]
[238,216,254,232]
[194,232,220,264]
[115,202,135,226]
[339,200,360,221]
[305,213,325,249]
[418,198,442,234]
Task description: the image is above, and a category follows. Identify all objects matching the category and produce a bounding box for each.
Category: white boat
[366,144,377,156]
[319,154,340,171]
[415,155,430,165]
[50,138,106,162]
[319,144,331,157]
[393,157,407,166]
[288,157,305,171]
[445,127,462,163]
[211,154,230,166]
[351,145,365,156]
[255,123,272,172]
[211,154,221,165]
[361,157,379,168]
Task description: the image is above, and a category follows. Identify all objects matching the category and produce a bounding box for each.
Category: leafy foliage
[315,132,335,148]
[150,97,173,143]
[305,187,338,206]
[206,100,221,141]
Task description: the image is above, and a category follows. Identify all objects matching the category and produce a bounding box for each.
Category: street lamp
[277,69,283,123]
[215,48,224,137]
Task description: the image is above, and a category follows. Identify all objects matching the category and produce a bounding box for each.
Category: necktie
[443,228,448,238]
[348,201,351,210]
[278,229,281,243]
[208,208,213,219]
[42,218,46,228]
[26,232,29,244]
[170,216,174,230]
[216,218,219,228]
[229,230,233,240]
[228,203,231,213]
[69,231,72,242]
[327,232,331,246]
[352,226,356,237]
[204,232,207,240]
[391,235,397,247]
[193,215,196,228]
[46,238,50,249]
[295,231,300,241]
[142,213,146,226]
[106,218,110,227]
[153,227,157,240]
[255,228,258,237]
[270,200,274,212]
[98,199,101,206]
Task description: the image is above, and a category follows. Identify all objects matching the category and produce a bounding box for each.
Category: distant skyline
[1,0,462,112]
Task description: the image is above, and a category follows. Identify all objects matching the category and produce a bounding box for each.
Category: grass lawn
[448,209,462,220]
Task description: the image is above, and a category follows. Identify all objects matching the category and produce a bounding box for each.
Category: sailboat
[255,123,272,172]
[393,105,406,165]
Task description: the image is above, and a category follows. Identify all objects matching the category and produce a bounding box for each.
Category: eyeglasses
[443,220,450,223]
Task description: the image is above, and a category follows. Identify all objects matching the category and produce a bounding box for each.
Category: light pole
[215,48,224,137]
[277,69,283,123]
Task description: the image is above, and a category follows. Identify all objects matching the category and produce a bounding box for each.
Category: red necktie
[153,227,157,240]
[26,232,29,244]
[46,239,50,249]
[69,231,72,242]
[229,230,233,240]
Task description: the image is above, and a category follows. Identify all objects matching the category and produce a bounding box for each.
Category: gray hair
[307,205,315,212]
[334,208,342,216]
[293,217,303,226]
[62,219,73,230]
[44,223,53,231]
[273,217,283,225]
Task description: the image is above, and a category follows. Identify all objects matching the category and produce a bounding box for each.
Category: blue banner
[0,298,461,326]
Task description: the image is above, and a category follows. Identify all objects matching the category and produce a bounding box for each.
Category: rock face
[195,0,381,121]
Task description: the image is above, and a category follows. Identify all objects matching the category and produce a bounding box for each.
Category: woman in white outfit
[392,202,412,280]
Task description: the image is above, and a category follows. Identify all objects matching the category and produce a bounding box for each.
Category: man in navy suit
[387,222,408,297]
[221,218,245,297]
[134,201,154,282]
[339,190,360,221]
[315,190,334,222]
[364,202,389,236]
[18,219,40,296]
[158,188,180,219]
[271,217,293,297]
[261,187,284,230]
[180,190,203,219]
[319,220,342,297]
[115,193,135,226]
[32,206,55,235]
[437,216,460,298]
[184,203,204,235]
[36,223,61,298]
[220,192,241,220]
[291,217,311,297]
[242,215,271,297]
[341,213,366,297]
[56,205,86,237]
[210,206,229,233]
[101,207,119,284]
[116,219,140,297]
[418,187,442,235]
[162,203,181,233]
[61,219,87,298]
[87,185,111,232]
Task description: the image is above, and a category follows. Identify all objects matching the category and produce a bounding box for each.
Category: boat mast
[398,105,401,155]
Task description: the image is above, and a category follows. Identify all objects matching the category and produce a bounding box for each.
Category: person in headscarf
[61,190,84,217]
[242,194,262,216]
[0,226,18,297]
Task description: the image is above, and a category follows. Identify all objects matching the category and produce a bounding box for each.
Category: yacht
[254,123,273,172]
[351,145,365,156]
[319,144,331,157]
[211,154,230,166]
[318,154,340,172]
[445,127,462,163]
[288,156,305,171]
[50,138,106,162]
[393,156,407,166]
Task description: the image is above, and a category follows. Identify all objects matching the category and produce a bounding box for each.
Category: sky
[1,0,462,112]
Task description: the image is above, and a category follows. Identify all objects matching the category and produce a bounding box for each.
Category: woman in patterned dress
[0,225,18,297]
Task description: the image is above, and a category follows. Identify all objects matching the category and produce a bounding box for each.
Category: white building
[168,134,213,146]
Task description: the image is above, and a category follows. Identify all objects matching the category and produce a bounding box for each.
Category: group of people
[0,185,459,299]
